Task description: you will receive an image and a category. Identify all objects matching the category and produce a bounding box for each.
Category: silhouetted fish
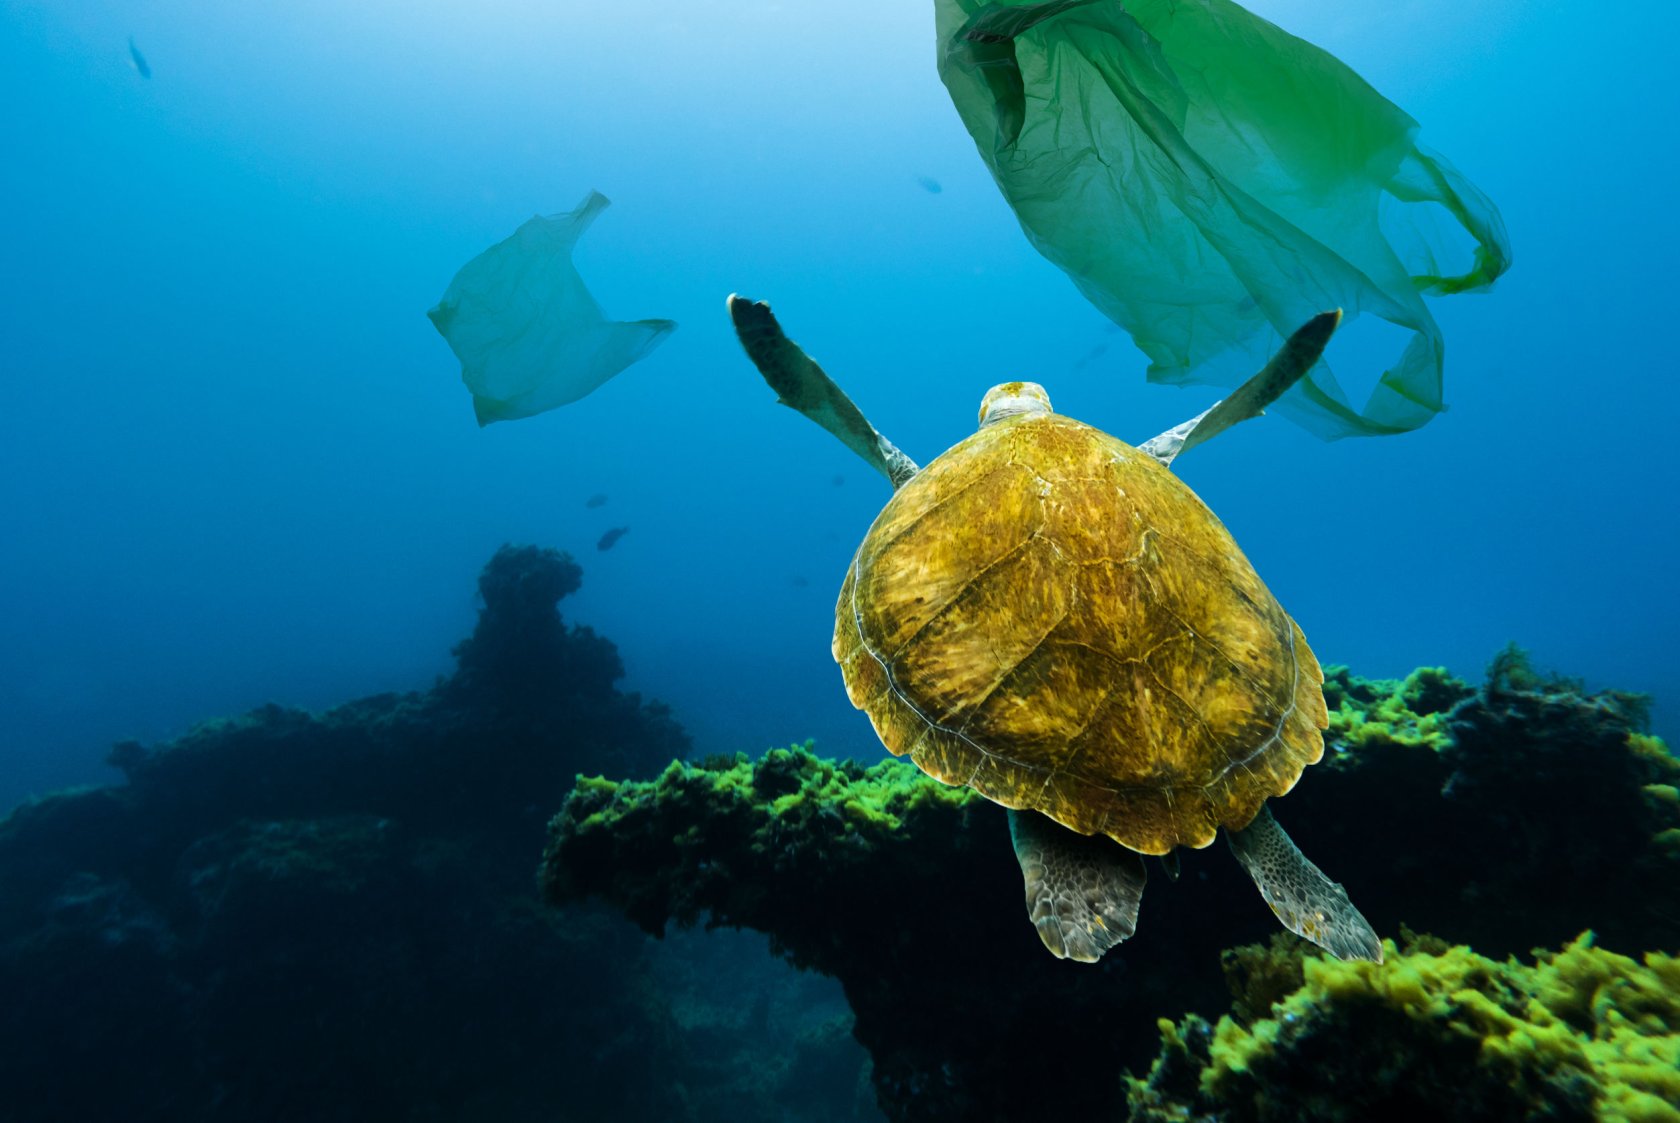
[596,526,629,551]
[1072,342,1108,371]
[831,474,845,487]
[916,175,943,194]
[790,574,810,588]
[585,493,608,508]
[128,37,151,79]
[1072,323,1125,371]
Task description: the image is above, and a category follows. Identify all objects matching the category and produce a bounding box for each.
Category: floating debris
[128,37,151,79]
[428,191,676,425]
[936,0,1510,437]
[596,526,629,552]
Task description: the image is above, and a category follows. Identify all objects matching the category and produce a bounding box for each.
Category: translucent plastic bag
[937,0,1510,437]
[429,192,676,426]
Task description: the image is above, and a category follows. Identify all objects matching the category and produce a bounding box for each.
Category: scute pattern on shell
[834,413,1327,855]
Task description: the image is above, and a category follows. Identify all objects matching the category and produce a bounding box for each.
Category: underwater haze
[7,3,1680,1121]
[3,3,1678,838]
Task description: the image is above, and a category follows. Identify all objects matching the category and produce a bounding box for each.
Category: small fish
[790,574,810,589]
[1072,342,1108,371]
[596,526,629,551]
[831,474,845,487]
[585,493,608,509]
[916,175,943,194]
[1072,324,1125,370]
[128,37,151,79]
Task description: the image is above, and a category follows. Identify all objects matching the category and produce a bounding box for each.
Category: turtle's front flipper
[1139,310,1342,466]
[727,295,920,490]
[1227,804,1383,963]
[1008,809,1146,963]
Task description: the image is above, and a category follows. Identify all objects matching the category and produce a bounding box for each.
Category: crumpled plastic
[936,0,1511,438]
[428,191,676,426]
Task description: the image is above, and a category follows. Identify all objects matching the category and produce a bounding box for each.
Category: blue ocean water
[3,0,1677,815]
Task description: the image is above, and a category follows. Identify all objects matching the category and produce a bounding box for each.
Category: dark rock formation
[0,546,870,1123]
[544,660,1679,1121]
[1304,660,1680,956]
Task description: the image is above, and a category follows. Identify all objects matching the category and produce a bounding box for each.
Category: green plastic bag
[429,191,676,426]
[937,0,1510,437]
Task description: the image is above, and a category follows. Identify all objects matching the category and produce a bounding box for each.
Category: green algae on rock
[1130,934,1680,1123]
[935,0,1511,438]
[547,743,1179,1122]
[546,656,1679,1121]
[545,744,979,959]
[1297,657,1680,957]
[1321,664,1473,752]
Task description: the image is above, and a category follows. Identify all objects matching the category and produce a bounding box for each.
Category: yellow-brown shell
[834,411,1327,855]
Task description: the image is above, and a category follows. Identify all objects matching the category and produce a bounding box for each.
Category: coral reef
[1306,658,1680,956]
[546,746,980,957]
[548,746,1153,1122]
[547,654,1679,1120]
[8,535,1677,1123]
[0,546,871,1123]
[1129,933,1680,1123]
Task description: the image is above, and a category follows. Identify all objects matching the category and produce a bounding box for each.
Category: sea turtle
[728,294,1381,964]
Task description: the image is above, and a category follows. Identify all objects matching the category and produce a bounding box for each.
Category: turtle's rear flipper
[1009,809,1146,963]
[1227,804,1383,963]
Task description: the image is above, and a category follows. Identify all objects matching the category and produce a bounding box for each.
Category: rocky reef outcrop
[0,546,871,1123]
[7,541,1675,1123]
[1128,931,1680,1123]
[545,654,1679,1121]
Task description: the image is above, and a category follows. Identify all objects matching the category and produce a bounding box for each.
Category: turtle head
[978,382,1053,429]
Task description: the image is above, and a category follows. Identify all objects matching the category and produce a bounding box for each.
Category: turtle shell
[834,411,1327,855]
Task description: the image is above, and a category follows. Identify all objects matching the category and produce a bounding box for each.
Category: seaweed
[548,655,1680,1119]
[1132,934,1680,1122]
